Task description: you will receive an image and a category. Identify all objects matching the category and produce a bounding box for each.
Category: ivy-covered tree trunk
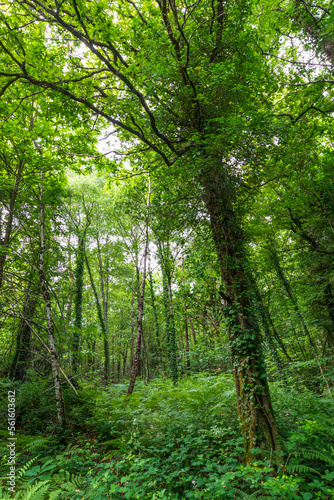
[161,257,178,385]
[149,264,161,370]
[203,164,281,462]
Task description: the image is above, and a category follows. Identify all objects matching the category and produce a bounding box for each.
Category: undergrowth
[0,374,333,499]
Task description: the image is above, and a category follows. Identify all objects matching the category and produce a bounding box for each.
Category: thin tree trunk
[122,350,128,376]
[85,253,110,381]
[323,284,334,346]
[271,249,331,394]
[127,177,151,396]
[0,159,24,289]
[130,275,135,371]
[203,163,281,461]
[166,270,178,384]
[97,237,109,342]
[189,317,197,345]
[72,235,85,373]
[72,205,91,373]
[254,287,287,383]
[65,236,74,323]
[9,282,37,381]
[159,244,178,384]
[182,257,190,373]
[149,259,161,366]
[38,168,66,430]
[264,305,293,363]
[141,332,150,385]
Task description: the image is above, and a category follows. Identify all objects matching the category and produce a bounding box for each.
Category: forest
[0,0,334,498]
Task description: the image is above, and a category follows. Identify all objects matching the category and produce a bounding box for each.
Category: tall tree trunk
[160,245,178,384]
[263,304,293,363]
[9,282,37,381]
[65,236,74,324]
[72,235,85,373]
[130,275,135,371]
[122,350,128,376]
[38,169,66,430]
[202,164,281,462]
[127,177,151,396]
[254,286,287,383]
[85,253,110,381]
[189,317,197,345]
[72,206,91,374]
[142,331,150,385]
[166,271,178,383]
[97,238,110,340]
[0,159,24,289]
[271,248,331,393]
[182,257,190,373]
[149,259,161,369]
[324,284,334,346]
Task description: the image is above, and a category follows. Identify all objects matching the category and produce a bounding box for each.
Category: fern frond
[234,488,268,500]
[286,463,320,475]
[48,489,62,500]
[295,448,334,464]
[22,438,52,454]
[17,456,40,480]
[20,480,50,500]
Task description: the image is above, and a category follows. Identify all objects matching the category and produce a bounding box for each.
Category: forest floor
[1,374,334,499]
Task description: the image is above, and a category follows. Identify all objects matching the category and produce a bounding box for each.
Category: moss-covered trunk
[203,164,281,462]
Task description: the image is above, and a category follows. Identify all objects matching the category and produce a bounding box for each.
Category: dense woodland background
[1,0,334,498]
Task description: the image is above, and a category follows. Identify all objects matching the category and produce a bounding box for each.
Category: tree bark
[182,257,191,373]
[85,253,110,381]
[72,212,91,373]
[0,159,24,290]
[130,274,135,371]
[38,168,66,430]
[202,163,281,462]
[9,282,37,381]
[166,269,178,384]
[159,243,178,384]
[96,238,111,382]
[149,260,161,346]
[271,248,331,393]
[254,286,288,383]
[189,317,197,345]
[127,177,151,396]
[72,235,85,373]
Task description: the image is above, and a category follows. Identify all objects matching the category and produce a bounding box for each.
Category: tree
[127,176,151,395]
[0,0,285,457]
